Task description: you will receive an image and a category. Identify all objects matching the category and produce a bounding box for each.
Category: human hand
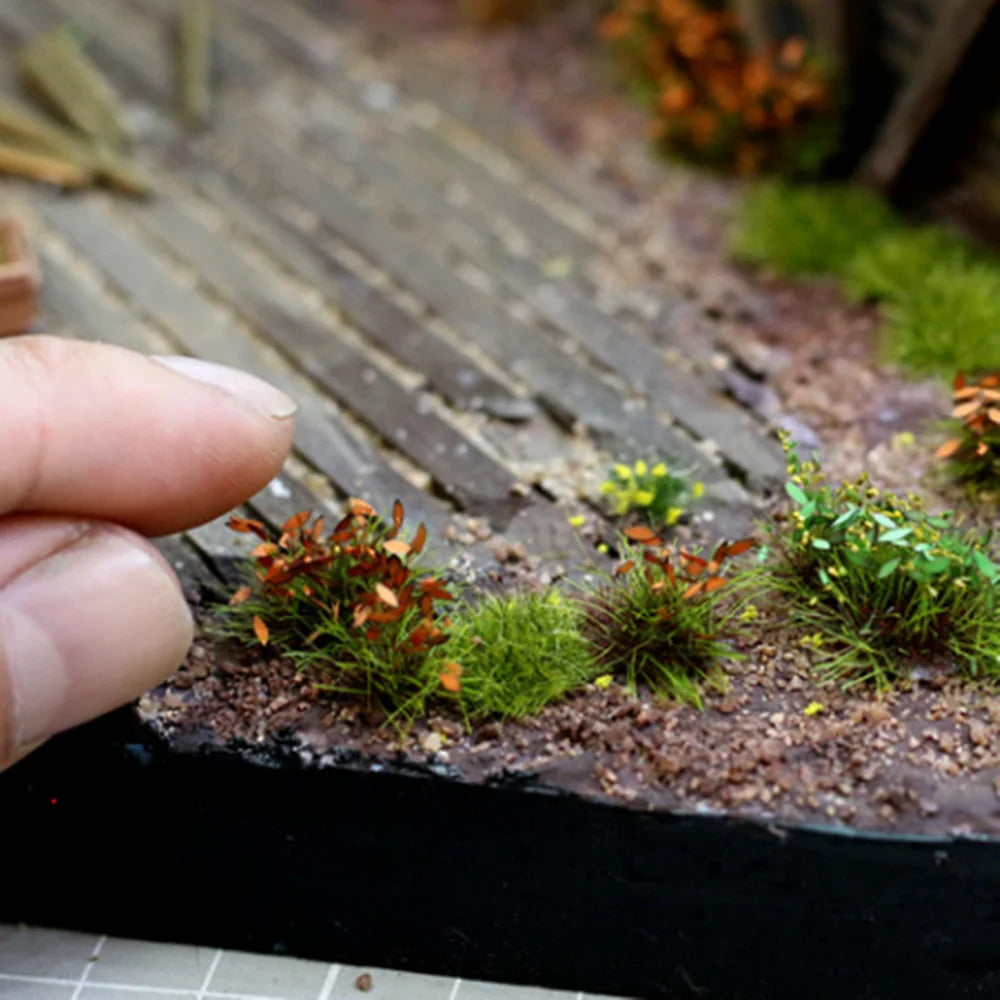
[0,336,296,772]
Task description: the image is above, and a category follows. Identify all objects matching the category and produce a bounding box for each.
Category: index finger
[0,336,297,535]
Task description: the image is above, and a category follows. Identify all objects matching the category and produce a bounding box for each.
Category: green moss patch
[434,590,599,720]
[731,182,1000,379]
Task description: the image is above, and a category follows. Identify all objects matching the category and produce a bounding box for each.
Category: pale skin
[0,335,297,772]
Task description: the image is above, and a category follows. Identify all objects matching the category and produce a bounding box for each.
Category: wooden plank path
[0,0,785,592]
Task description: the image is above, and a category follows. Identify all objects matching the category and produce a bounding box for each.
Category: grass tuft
[841,226,978,304]
[935,372,1000,488]
[579,527,757,706]
[880,264,1000,376]
[731,182,898,278]
[209,500,454,721]
[732,182,1000,379]
[435,590,598,720]
[763,436,1000,687]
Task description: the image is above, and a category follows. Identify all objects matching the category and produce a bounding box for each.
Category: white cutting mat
[0,925,629,1000]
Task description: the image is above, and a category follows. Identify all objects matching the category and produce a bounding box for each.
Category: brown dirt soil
[146,1,1000,838]
[148,609,1000,837]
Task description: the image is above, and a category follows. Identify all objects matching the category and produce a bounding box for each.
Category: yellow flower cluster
[599,458,703,526]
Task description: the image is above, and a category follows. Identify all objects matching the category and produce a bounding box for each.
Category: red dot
[50,798,58,806]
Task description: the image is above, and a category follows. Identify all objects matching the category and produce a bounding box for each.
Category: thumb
[0,516,193,770]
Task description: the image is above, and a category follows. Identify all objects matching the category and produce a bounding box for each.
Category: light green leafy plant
[764,436,1000,687]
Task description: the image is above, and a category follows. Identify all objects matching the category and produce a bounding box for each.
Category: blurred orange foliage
[600,0,833,173]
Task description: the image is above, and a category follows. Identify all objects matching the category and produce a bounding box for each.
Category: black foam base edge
[1,710,999,1000]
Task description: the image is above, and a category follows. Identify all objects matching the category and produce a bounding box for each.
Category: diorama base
[1,709,998,1000]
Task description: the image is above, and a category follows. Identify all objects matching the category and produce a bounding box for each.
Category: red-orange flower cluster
[228,499,456,692]
[617,524,755,604]
[936,372,1000,482]
[599,0,833,173]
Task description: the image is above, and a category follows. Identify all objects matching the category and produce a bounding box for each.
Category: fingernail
[151,355,297,419]
[1,526,194,754]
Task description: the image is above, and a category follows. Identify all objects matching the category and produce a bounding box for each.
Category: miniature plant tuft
[599,458,704,528]
[579,525,756,706]
[212,500,456,719]
[732,183,1000,378]
[936,372,1000,487]
[880,264,1000,376]
[435,590,598,720]
[765,436,1000,687]
[731,182,898,278]
[599,1,836,175]
[841,226,979,305]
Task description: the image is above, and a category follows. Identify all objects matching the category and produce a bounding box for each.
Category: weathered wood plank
[19,0,601,561]
[37,194,453,533]
[288,117,783,486]
[7,0,760,544]
[37,248,328,568]
[38,223,500,572]
[152,534,225,597]
[125,195,530,523]
[219,0,758,431]
[29,4,744,448]
[177,0,212,129]
[38,249,171,354]
[188,171,531,419]
[18,30,130,149]
[281,0,630,230]
[30,0,181,107]
[219,0,597,265]
[219,125,742,493]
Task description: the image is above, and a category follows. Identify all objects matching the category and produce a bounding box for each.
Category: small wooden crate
[0,218,41,336]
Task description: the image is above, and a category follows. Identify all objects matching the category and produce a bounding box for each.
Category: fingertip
[0,336,297,534]
[150,355,298,420]
[0,520,193,769]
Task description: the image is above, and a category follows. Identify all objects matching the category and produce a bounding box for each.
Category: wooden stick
[857,0,999,191]
[178,0,212,129]
[18,32,129,149]
[0,98,150,197]
[0,141,91,187]
[802,0,848,74]
[0,97,99,164]
[732,0,771,54]
[92,147,153,198]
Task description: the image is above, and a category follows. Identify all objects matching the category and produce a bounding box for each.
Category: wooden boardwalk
[0,0,785,594]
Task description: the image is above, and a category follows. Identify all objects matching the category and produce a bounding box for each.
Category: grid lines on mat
[0,926,625,1000]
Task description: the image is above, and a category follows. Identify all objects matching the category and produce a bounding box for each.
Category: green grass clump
[731,182,1000,379]
[765,437,1000,688]
[880,263,1000,376]
[599,458,704,528]
[579,527,756,706]
[841,226,978,304]
[731,182,899,278]
[435,590,598,720]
